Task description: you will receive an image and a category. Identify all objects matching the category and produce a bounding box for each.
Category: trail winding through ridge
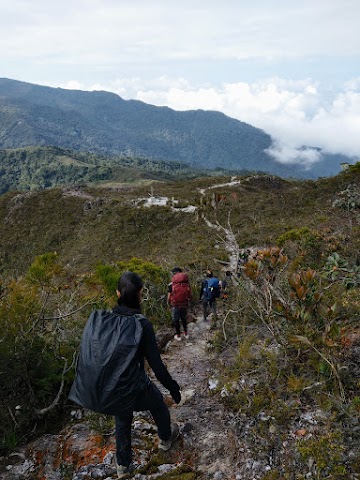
[1,177,246,479]
[198,177,241,274]
[159,312,241,479]
[156,177,244,477]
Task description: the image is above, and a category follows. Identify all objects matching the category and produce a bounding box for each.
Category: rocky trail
[1,178,248,480]
[1,307,244,480]
[159,312,240,479]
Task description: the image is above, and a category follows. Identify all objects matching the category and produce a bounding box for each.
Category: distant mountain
[0,78,352,178]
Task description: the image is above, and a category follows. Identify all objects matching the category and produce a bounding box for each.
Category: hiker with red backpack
[200,269,221,328]
[168,267,192,341]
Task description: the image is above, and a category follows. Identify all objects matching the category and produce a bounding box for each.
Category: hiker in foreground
[199,269,221,328]
[168,267,192,341]
[69,271,181,478]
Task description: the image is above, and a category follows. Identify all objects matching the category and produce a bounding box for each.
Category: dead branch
[42,297,100,321]
[35,356,68,415]
[7,406,18,427]
[222,307,245,342]
[26,291,50,334]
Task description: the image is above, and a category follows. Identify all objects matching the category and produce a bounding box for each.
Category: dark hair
[171,266,182,273]
[206,270,213,278]
[117,271,143,309]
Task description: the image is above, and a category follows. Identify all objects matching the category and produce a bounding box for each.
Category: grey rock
[103,452,113,465]
[91,467,105,478]
[157,463,175,473]
[214,472,224,480]
[74,472,89,479]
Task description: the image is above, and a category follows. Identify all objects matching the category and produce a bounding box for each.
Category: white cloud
[1,0,360,65]
[1,1,360,166]
[48,75,360,164]
[266,143,322,167]
[75,76,358,164]
[344,77,360,91]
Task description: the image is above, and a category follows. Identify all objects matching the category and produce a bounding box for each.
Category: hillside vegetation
[0,78,352,178]
[0,164,359,477]
[0,146,212,194]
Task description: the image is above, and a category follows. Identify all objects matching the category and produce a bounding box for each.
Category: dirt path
[158,310,240,479]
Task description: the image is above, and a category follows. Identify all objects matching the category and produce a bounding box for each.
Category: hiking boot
[159,423,180,451]
[174,334,182,341]
[115,460,138,478]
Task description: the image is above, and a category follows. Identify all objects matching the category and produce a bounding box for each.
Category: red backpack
[170,272,191,307]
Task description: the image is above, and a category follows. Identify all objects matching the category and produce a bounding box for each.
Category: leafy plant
[332,183,360,210]
[323,252,360,288]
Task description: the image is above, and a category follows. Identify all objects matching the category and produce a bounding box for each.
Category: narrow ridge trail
[158,310,241,479]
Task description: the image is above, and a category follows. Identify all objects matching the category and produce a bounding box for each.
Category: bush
[0,255,92,452]
[94,257,170,327]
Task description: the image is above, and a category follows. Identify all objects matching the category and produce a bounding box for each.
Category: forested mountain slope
[0,146,208,194]
[0,78,351,178]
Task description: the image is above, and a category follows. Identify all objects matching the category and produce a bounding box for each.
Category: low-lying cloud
[57,76,360,165]
[265,143,322,168]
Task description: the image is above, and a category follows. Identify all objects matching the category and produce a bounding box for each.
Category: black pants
[202,298,216,321]
[115,381,171,467]
[171,306,188,336]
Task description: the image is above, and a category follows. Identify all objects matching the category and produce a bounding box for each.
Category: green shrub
[95,257,170,326]
[276,227,312,246]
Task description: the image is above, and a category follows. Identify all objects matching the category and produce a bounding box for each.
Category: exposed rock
[155,327,174,352]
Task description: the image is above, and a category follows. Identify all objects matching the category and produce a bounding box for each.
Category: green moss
[86,412,115,436]
[136,452,169,475]
[156,465,196,480]
[137,453,196,478]
[297,431,348,478]
[261,471,282,480]
[276,227,312,246]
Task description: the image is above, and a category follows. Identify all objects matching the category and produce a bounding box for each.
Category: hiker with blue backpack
[199,269,221,328]
[69,271,181,479]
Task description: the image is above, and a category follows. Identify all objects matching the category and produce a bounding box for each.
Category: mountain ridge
[0,77,352,179]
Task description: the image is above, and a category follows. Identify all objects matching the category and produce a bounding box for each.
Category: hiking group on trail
[167,266,192,340]
[69,267,227,478]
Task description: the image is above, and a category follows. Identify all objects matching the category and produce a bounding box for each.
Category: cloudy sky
[1,0,360,164]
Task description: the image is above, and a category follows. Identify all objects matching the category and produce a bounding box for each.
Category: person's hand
[171,388,181,404]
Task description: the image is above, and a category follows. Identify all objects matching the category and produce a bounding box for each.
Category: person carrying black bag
[69,271,181,478]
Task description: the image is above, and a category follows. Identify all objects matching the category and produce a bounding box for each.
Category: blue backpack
[204,277,220,301]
